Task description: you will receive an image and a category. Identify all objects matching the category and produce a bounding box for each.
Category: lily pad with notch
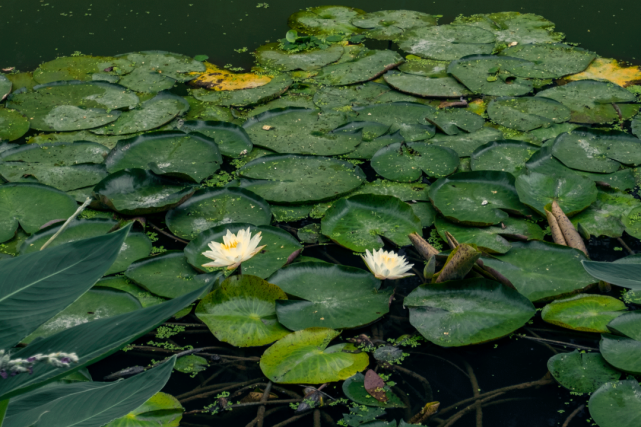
[179,120,252,158]
[116,51,206,92]
[0,75,11,101]
[600,334,641,375]
[499,44,596,79]
[384,71,471,98]
[351,102,437,141]
[255,43,345,71]
[287,6,366,36]
[191,73,293,107]
[453,12,564,45]
[351,10,439,41]
[542,294,627,332]
[314,49,404,86]
[515,172,597,217]
[312,82,417,110]
[397,25,496,61]
[470,140,539,175]
[27,130,133,150]
[343,373,405,408]
[447,55,535,97]
[183,97,234,122]
[343,132,403,160]
[371,142,459,182]
[96,276,166,308]
[547,351,621,394]
[429,127,504,157]
[0,108,29,141]
[104,392,184,427]
[589,379,641,427]
[570,189,641,238]
[487,97,571,132]
[32,55,135,85]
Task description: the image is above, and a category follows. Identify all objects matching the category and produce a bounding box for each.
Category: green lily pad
[515,172,597,217]
[410,202,436,228]
[248,94,317,117]
[608,311,641,340]
[260,328,369,384]
[288,6,366,36]
[125,251,221,299]
[237,154,365,203]
[179,120,252,158]
[429,127,504,157]
[32,55,135,85]
[314,49,403,86]
[384,71,471,98]
[624,206,641,239]
[116,51,206,92]
[487,97,571,132]
[4,72,36,93]
[0,182,77,243]
[183,96,233,122]
[405,278,535,347]
[547,351,621,394]
[0,108,29,141]
[429,171,531,226]
[117,67,176,93]
[632,113,640,138]
[96,276,166,307]
[351,102,437,141]
[536,80,638,124]
[255,43,344,71]
[312,82,417,110]
[321,194,421,252]
[104,392,184,427]
[23,287,142,343]
[371,142,459,181]
[435,216,543,254]
[0,75,11,101]
[351,10,439,41]
[269,262,391,330]
[447,55,535,97]
[271,204,313,222]
[27,130,132,150]
[91,92,189,135]
[600,334,641,375]
[243,108,361,155]
[195,275,290,347]
[589,379,641,427]
[93,169,195,215]
[397,25,496,61]
[352,179,431,201]
[0,141,108,165]
[344,133,404,160]
[165,187,271,240]
[453,12,564,45]
[398,58,449,78]
[571,189,641,238]
[343,373,405,408]
[185,223,302,278]
[541,294,626,332]
[499,44,596,78]
[174,355,209,376]
[480,241,596,302]
[426,108,486,136]
[470,140,539,175]
[551,128,641,173]
[105,131,221,183]
[7,81,139,131]
[191,73,293,107]
[521,123,581,146]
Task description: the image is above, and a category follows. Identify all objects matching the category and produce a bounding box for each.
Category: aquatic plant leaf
[633,113,641,139]
[183,96,233,122]
[519,123,581,146]
[536,80,638,124]
[351,102,437,141]
[103,392,183,427]
[185,223,302,278]
[321,194,422,252]
[179,120,252,158]
[581,260,641,291]
[96,276,166,308]
[384,71,471,98]
[0,108,29,141]
[351,10,439,40]
[188,61,271,90]
[0,182,77,243]
[0,74,11,101]
[447,55,534,97]
[118,50,206,84]
[397,25,496,61]
[191,73,293,107]
[343,373,405,407]
[487,97,571,132]
[600,334,641,375]
[165,187,271,240]
[436,244,481,282]
[32,55,135,84]
[589,379,641,427]
[608,311,641,341]
[429,127,503,157]
[541,294,626,333]
[453,12,564,45]
[237,154,365,203]
[570,189,641,238]
[566,57,641,87]
[27,130,132,150]
[470,140,539,175]
[288,6,366,36]
[499,43,595,78]
[398,58,449,78]
[515,172,597,217]
[406,278,535,347]
[269,262,391,330]
[480,241,596,301]
[312,82,417,110]
[410,202,437,228]
[260,328,369,384]
[255,43,344,71]
[344,133,403,160]
[429,171,531,226]
[248,94,317,117]
[1,141,109,165]
[547,351,621,394]
[271,204,314,222]
[314,49,403,86]
[174,355,208,376]
[195,275,290,347]
[371,142,459,182]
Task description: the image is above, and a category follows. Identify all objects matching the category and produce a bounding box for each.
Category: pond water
[2,1,641,427]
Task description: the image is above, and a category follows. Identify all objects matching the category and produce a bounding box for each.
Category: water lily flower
[202,227,266,270]
[361,248,414,280]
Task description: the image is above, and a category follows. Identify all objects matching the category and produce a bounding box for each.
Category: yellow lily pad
[189,62,271,91]
[566,58,641,87]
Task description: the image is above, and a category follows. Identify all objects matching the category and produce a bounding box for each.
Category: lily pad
[351,102,436,141]
[470,140,539,175]
[32,55,135,84]
[600,334,641,375]
[321,194,421,252]
[179,120,252,158]
[191,74,293,107]
[174,355,208,376]
[288,6,366,36]
[105,131,221,183]
[27,130,132,150]
[195,275,290,347]
[566,57,641,87]
[165,187,271,240]
[547,351,621,394]
[397,25,496,61]
[429,127,504,157]
[0,182,77,243]
[487,97,571,132]
[0,108,29,141]
[91,92,189,135]
[185,223,302,278]
[0,75,11,101]
[536,80,638,124]
[255,43,345,71]
[96,276,166,308]
[103,392,183,427]
[243,108,361,155]
[344,133,404,160]
[371,142,459,181]
[343,373,405,408]
[312,82,417,110]
[384,71,471,98]
[93,169,195,215]
[589,380,641,427]
[410,202,436,228]
[351,10,439,41]
[188,62,271,91]
[405,278,535,347]
[237,154,365,203]
[608,311,641,341]
[453,12,564,45]
[480,241,596,302]
[541,294,626,332]
[248,94,317,117]
[447,55,534,97]
[116,51,206,91]
[269,262,391,330]
[183,97,233,122]
[260,328,369,384]
[515,172,598,217]
[429,171,531,226]
[398,58,449,78]
[7,81,139,131]
[571,189,641,238]
[499,44,596,78]
[314,50,403,86]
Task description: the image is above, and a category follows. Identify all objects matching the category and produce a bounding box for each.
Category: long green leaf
[0,225,132,350]
[3,357,176,427]
[0,285,206,401]
[582,261,641,290]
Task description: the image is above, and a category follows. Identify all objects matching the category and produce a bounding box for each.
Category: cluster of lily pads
[1,5,641,426]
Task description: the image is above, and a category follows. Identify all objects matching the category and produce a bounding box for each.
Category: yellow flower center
[223,240,239,250]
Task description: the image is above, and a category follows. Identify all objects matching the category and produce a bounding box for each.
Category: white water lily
[202,227,266,270]
[361,248,414,280]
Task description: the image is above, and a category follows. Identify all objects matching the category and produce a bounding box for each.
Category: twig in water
[525,328,558,354]
[562,404,585,427]
[40,197,92,250]
[272,411,313,427]
[515,334,597,351]
[313,409,321,427]
[245,407,285,427]
[256,381,273,427]
[463,361,483,427]
[617,237,635,255]
[148,221,189,244]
